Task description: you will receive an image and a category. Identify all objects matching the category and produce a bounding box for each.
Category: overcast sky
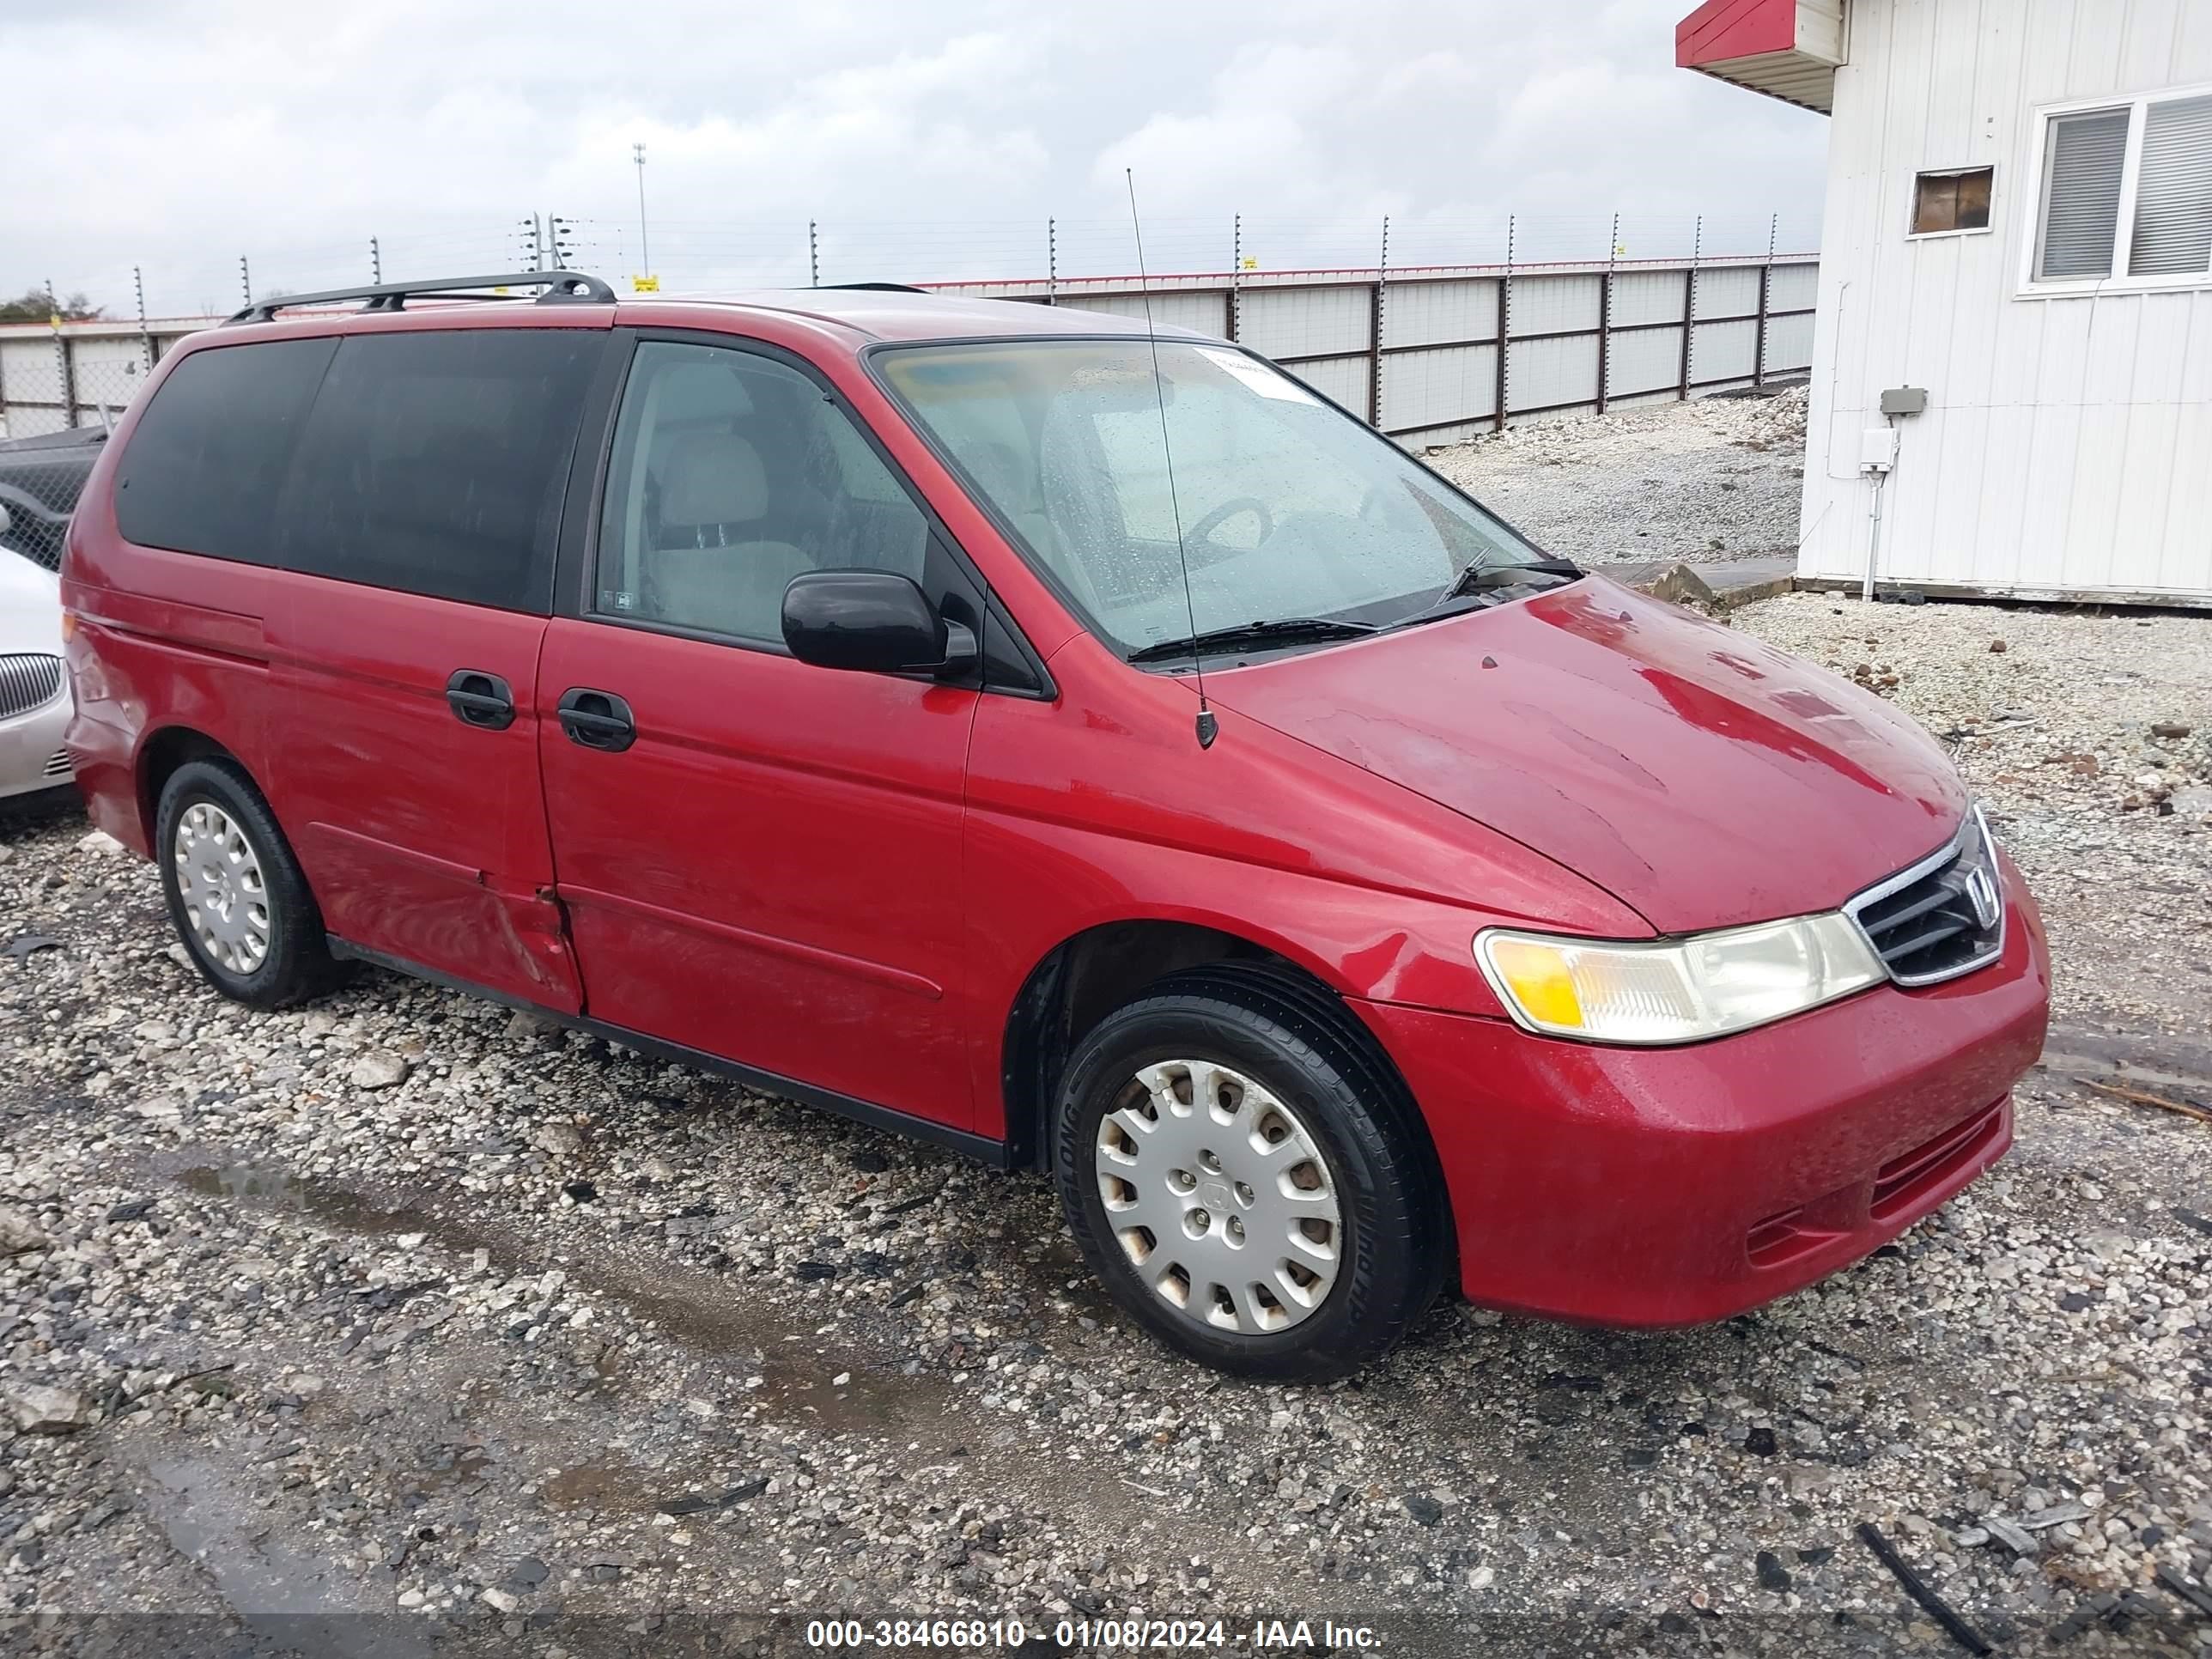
[8,0,1827,318]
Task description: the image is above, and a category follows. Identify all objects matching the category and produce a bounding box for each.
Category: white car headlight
[1475,913,1886,1045]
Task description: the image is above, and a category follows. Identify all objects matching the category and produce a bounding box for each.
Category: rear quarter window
[114,337,337,565]
[277,329,600,612]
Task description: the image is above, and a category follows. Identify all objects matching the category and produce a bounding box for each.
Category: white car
[0,510,74,805]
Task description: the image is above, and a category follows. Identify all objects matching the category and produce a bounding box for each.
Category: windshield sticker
[1195,347,1318,404]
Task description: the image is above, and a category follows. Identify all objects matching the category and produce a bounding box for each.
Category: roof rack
[815,282,929,294]
[228,270,617,326]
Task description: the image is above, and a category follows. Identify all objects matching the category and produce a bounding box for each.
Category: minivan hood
[1207,578,1966,934]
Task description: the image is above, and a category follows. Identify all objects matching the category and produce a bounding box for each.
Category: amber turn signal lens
[1475,914,1886,1046]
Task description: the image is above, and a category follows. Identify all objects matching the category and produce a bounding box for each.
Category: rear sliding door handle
[557,687,636,752]
[445,669,515,731]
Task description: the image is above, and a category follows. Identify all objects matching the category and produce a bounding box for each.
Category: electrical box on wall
[1879,386,1929,416]
[1860,428,1899,472]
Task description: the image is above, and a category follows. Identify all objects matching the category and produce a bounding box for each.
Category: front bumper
[0,688,74,802]
[1357,853,2051,1327]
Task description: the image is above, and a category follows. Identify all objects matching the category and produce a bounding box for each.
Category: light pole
[633,143,651,283]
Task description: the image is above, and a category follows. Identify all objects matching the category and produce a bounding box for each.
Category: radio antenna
[1126,168,1217,750]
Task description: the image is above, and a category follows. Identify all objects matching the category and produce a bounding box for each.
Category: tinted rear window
[277,330,599,611]
[115,337,336,565]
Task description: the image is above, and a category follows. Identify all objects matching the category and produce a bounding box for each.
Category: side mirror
[781,569,977,676]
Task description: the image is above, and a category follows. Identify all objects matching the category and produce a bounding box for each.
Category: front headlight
[1475,913,1885,1045]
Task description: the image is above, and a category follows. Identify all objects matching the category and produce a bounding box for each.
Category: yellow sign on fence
[633,275,660,293]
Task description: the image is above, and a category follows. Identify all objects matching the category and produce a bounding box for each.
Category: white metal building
[1682,0,2212,606]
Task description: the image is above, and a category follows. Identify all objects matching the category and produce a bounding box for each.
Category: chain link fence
[0,331,147,570]
[0,429,100,572]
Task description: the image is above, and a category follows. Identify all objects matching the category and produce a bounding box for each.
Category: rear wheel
[156,759,342,1009]
[1053,967,1443,1380]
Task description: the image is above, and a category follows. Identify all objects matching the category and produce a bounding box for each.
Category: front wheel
[1053,968,1443,1380]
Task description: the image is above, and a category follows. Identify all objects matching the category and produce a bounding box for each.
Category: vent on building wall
[1911,167,1993,236]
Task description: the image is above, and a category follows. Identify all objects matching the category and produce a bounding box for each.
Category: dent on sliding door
[266,327,605,1009]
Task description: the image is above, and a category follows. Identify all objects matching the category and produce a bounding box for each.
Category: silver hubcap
[1096,1059,1344,1335]
[173,802,270,975]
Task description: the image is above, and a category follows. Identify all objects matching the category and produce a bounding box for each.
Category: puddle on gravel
[145,1456,431,1659]
[167,1157,957,1441]
[541,1458,656,1511]
[577,1256,952,1437]
[174,1163,516,1267]
[1017,1229,1121,1326]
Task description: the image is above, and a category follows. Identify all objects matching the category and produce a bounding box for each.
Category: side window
[278,329,599,611]
[2038,108,2130,278]
[595,341,930,644]
[114,337,337,565]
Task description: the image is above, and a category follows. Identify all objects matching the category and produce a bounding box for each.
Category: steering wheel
[1185,495,1273,551]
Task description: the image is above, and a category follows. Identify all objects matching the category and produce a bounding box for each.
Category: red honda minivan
[60,273,2049,1378]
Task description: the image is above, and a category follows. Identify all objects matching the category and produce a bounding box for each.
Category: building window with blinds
[2033,87,2212,286]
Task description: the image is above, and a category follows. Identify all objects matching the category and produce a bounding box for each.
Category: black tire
[1052,963,1446,1381]
[156,757,343,1009]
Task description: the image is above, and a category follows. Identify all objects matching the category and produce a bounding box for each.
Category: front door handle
[557,687,636,752]
[446,669,516,731]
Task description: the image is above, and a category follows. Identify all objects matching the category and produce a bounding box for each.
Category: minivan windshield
[876,338,1553,660]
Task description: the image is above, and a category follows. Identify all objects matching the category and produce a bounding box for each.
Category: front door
[536,336,982,1132]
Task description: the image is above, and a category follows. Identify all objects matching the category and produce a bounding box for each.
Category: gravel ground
[2,594,2209,1659]
[1425,386,1809,568]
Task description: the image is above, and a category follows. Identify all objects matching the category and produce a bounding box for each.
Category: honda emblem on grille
[1964,864,2000,931]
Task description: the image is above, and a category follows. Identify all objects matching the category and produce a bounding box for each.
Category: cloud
[2,0,1826,313]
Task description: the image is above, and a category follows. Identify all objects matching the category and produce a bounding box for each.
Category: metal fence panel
[1506,273,1602,337]
[1296,353,1371,414]
[1237,283,1370,362]
[1763,309,1816,374]
[1508,333,1601,413]
[1767,262,1820,312]
[1692,319,1759,384]
[0,339,64,405]
[0,404,68,440]
[3,252,1819,450]
[1059,290,1229,336]
[1381,343,1499,432]
[1607,325,1687,398]
[68,336,151,424]
[1692,265,1761,321]
[1379,278,1498,349]
[1608,270,1690,327]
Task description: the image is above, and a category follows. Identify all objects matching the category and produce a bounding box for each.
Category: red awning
[1677,0,1843,114]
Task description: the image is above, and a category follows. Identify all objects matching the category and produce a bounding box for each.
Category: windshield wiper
[1126,617,1378,665]
[1437,556,1582,602]
[1382,557,1583,633]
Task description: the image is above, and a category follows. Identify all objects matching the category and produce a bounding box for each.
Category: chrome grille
[1845,809,2005,987]
[0,653,64,720]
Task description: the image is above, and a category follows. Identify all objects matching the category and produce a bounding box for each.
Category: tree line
[0,289,106,323]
